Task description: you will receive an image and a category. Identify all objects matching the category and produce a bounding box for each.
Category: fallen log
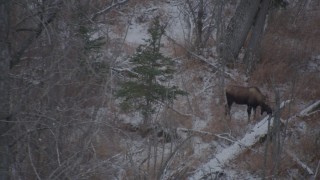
[298,100,320,117]
[189,100,291,179]
[189,115,274,179]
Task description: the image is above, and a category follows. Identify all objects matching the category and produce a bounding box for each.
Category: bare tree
[177,0,216,54]
[3,0,131,179]
[243,0,271,74]
[223,0,261,64]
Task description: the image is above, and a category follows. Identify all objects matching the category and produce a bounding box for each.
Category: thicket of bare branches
[1,0,319,179]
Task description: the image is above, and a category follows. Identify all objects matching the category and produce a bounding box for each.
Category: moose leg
[224,104,228,116]
[247,106,252,122]
[253,107,257,119]
[225,101,233,120]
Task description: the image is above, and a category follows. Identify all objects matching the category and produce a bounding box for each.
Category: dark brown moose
[225,85,272,121]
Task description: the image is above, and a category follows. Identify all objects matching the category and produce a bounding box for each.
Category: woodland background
[1,0,320,179]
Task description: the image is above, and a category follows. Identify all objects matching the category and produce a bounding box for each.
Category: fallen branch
[285,149,314,175]
[314,160,320,180]
[163,34,235,80]
[90,0,129,21]
[177,128,236,144]
[189,115,273,180]
[189,100,291,179]
[298,100,320,117]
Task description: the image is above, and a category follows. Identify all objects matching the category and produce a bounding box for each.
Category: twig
[177,128,236,143]
[90,0,129,21]
[28,141,42,180]
[298,100,320,117]
[164,33,235,80]
[285,149,314,175]
[314,160,320,180]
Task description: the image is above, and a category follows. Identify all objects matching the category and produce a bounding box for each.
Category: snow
[124,2,186,45]
[193,117,208,130]
[298,100,320,117]
[189,115,273,180]
[101,1,319,179]
[125,23,148,45]
[286,149,314,175]
[163,4,187,42]
[189,100,291,179]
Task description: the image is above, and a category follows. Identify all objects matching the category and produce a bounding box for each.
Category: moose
[225,85,272,121]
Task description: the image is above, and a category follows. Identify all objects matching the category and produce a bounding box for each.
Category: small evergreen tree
[116,17,186,124]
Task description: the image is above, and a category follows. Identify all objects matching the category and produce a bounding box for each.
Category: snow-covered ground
[104,1,320,179]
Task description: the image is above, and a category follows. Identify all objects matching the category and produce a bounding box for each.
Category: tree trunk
[0,1,11,179]
[196,0,204,54]
[223,0,261,63]
[243,0,271,74]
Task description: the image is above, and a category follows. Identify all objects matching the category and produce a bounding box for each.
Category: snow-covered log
[189,115,273,179]
[298,100,320,117]
[285,149,314,175]
[189,100,290,179]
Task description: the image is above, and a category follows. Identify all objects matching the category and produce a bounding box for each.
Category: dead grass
[296,73,320,100]
[161,107,193,129]
[203,105,228,134]
[234,144,297,178]
[299,133,320,163]
[167,41,189,59]
[94,129,124,159]
[250,8,320,90]
[295,112,320,163]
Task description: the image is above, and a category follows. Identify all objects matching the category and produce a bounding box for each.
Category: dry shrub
[123,43,136,55]
[95,130,124,159]
[296,73,320,100]
[279,101,299,120]
[298,133,320,163]
[251,60,295,85]
[296,112,320,163]
[235,149,265,174]
[190,96,207,119]
[167,41,189,58]
[161,108,193,129]
[203,105,228,135]
[251,8,320,87]
[234,146,296,178]
[181,56,209,72]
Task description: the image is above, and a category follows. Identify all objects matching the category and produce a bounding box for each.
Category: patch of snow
[296,121,307,133]
[233,110,247,121]
[193,137,210,157]
[96,107,108,121]
[193,117,207,130]
[118,112,143,125]
[189,115,273,179]
[163,4,187,42]
[125,23,148,45]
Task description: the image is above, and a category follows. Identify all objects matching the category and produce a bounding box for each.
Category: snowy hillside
[3,0,320,179]
[105,1,320,179]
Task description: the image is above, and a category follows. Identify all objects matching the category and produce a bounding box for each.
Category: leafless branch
[90,0,129,21]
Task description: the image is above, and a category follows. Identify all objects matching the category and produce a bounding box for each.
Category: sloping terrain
[105,1,320,179]
[5,0,319,179]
